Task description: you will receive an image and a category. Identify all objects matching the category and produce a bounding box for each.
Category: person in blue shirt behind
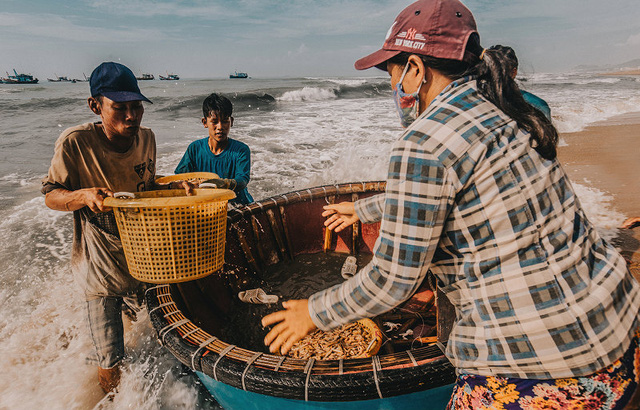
[489,45,552,120]
[175,93,254,205]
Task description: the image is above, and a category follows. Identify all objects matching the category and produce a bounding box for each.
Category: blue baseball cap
[89,62,152,103]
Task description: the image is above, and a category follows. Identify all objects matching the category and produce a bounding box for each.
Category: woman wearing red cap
[263,1,640,408]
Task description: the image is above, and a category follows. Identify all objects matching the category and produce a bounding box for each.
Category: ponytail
[475,47,558,160]
[390,41,558,161]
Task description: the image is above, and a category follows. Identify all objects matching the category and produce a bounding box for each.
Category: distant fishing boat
[159,73,180,80]
[72,74,89,83]
[136,73,155,80]
[229,71,249,79]
[47,75,73,83]
[1,69,38,84]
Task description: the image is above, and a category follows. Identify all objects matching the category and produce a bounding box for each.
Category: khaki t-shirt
[44,122,156,193]
[43,122,156,300]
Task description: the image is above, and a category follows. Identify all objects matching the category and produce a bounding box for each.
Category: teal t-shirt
[521,90,551,120]
[175,138,253,205]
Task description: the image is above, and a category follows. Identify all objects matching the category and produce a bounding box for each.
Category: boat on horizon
[136,73,154,80]
[159,73,180,81]
[229,71,249,79]
[1,69,39,84]
[72,73,89,83]
[47,75,74,83]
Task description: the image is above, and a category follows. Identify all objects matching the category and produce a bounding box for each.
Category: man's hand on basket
[169,180,195,196]
[201,178,236,190]
[322,201,359,233]
[262,299,317,355]
[82,187,114,213]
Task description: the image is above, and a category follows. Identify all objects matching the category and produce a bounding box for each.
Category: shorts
[448,329,640,410]
[87,295,142,369]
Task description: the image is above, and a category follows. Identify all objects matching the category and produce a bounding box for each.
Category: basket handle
[114,192,135,199]
[199,183,219,189]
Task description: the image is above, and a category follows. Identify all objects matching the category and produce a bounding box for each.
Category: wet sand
[558,111,640,278]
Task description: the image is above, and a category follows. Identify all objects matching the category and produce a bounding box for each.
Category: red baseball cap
[355,0,479,70]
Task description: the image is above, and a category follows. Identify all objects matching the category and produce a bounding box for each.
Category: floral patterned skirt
[447,329,640,410]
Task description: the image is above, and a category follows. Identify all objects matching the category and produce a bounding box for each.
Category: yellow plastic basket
[104,188,236,284]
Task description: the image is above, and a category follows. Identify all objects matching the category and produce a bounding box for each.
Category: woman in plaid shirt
[263,1,640,408]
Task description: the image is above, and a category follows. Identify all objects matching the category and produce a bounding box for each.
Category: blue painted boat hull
[196,371,454,410]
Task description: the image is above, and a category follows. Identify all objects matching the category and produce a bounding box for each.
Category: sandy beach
[558,111,640,277]
[600,70,640,76]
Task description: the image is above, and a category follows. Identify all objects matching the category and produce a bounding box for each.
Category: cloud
[88,0,230,18]
[85,0,406,38]
[0,12,165,43]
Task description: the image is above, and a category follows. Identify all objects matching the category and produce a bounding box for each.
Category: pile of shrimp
[288,322,373,360]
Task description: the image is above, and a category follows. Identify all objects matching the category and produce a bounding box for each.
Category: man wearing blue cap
[42,62,161,393]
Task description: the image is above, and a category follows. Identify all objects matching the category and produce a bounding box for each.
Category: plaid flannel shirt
[308,77,640,379]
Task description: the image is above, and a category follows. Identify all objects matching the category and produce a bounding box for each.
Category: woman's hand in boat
[262,299,317,355]
[322,202,359,232]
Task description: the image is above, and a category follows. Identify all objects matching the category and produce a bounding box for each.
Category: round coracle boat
[145,182,457,409]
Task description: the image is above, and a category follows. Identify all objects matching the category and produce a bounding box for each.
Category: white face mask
[392,63,426,128]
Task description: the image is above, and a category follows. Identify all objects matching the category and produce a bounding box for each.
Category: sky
[1,0,640,79]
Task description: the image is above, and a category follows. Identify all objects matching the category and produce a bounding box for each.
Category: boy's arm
[231,144,251,190]
[174,145,194,174]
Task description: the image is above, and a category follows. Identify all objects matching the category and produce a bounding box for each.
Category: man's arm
[45,187,113,213]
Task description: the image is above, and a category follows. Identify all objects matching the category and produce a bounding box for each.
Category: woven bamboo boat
[145,182,457,409]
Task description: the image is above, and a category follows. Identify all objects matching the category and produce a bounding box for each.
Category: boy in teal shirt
[175,93,253,204]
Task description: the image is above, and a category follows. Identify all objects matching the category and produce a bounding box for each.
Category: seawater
[0,73,637,409]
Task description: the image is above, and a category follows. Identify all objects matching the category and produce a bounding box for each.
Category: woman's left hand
[262,299,317,355]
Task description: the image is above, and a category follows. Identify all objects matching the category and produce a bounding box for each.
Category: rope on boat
[407,350,418,367]
[145,284,170,297]
[213,344,236,381]
[339,358,344,375]
[181,327,200,340]
[148,301,175,316]
[372,356,384,399]
[303,358,315,402]
[163,310,181,319]
[241,353,263,391]
[273,355,286,372]
[192,336,219,370]
[160,318,190,344]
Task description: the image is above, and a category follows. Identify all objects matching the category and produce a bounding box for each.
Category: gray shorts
[87,295,142,369]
